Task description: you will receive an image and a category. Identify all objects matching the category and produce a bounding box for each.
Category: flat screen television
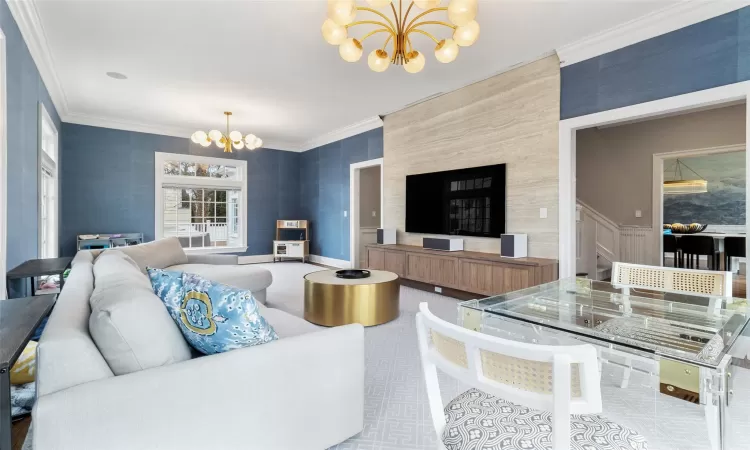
[405,164,506,238]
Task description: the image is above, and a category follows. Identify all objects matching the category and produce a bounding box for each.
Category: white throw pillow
[89,251,192,375]
[104,237,188,272]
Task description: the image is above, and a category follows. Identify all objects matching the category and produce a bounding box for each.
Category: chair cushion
[148,269,278,355]
[89,252,192,375]
[443,389,647,450]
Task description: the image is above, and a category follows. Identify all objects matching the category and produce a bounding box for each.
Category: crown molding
[297,116,383,152]
[7,0,69,116]
[556,0,750,67]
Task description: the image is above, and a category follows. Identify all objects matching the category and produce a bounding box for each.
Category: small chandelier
[664,159,708,195]
[191,112,262,153]
[322,0,479,73]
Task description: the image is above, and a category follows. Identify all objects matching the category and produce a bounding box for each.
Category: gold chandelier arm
[403,1,415,26]
[391,2,401,36]
[356,6,397,32]
[408,28,439,44]
[405,7,447,32]
[407,20,456,34]
[382,34,393,50]
[361,28,393,42]
[347,20,395,35]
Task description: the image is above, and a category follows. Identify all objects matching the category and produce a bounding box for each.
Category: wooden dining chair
[416,303,648,450]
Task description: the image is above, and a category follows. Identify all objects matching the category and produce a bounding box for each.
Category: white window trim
[38,102,58,259]
[154,152,247,254]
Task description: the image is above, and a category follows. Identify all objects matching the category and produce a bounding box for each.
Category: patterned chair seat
[442,389,648,450]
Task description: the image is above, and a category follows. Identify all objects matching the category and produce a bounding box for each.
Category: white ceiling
[25,0,686,150]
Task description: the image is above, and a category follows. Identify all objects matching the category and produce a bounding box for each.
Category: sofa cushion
[89,251,192,375]
[166,263,272,303]
[107,237,188,272]
[150,270,278,355]
[257,304,322,339]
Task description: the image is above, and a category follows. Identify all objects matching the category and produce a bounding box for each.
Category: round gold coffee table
[304,270,400,327]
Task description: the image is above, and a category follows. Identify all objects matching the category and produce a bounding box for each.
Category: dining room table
[669,231,746,270]
[458,277,750,450]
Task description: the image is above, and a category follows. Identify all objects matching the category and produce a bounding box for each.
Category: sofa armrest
[33,324,364,450]
[186,253,238,265]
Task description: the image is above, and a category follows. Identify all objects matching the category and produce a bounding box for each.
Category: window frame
[154,152,247,254]
[38,102,58,259]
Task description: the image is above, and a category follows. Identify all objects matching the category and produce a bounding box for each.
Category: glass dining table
[458,277,750,450]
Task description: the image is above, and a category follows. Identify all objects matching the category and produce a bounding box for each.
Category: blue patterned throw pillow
[147,268,278,355]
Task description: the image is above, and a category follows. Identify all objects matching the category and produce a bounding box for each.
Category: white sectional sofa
[33,238,364,450]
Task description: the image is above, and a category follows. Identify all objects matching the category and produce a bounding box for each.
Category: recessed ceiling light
[106,72,127,80]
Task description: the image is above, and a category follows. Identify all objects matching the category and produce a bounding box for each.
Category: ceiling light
[194,112,261,153]
[106,71,128,80]
[322,0,479,73]
[664,159,708,195]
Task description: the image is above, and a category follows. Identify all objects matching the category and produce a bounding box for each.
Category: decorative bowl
[664,223,708,234]
[335,269,371,279]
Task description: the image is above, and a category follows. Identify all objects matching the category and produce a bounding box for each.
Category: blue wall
[60,124,299,256]
[300,128,383,261]
[561,8,750,119]
[1,0,62,270]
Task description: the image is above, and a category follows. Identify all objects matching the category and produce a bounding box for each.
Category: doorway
[349,158,383,268]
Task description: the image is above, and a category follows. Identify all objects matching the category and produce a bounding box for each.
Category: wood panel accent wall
[367,244,557,297]
[382,55,561,259]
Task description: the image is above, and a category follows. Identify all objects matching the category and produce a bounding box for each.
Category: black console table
[6,257,72,298]
[0,294,56,450]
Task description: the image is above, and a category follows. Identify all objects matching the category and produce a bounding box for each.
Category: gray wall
[1,0,62,272]
[359,165,381,228]
[300,128,383,261]
[60,123,300,256]
[576,104,746,226]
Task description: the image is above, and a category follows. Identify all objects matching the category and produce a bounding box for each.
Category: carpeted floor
[257,262,750,450]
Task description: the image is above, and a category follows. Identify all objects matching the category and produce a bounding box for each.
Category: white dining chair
[416,303,648,450]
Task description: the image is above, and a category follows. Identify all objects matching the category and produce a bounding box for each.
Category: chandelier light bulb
[322,19,348,45]
[339,38,363,62]
[229,130,242,142]
[366,0,392,7]
[191,130,207,144]
[368,49,391,72]
[404,51,425,73]
[453,20,479,46]
[328,0,356,26]
[216,138,225,148]
[255,137,263,148]
[199,138,211,147]
[414,0,440,9]
[447,0,477,26]
[434,39,459,63]
[244,134,257,146]
[208,129,223,142]
[233,140,245,150]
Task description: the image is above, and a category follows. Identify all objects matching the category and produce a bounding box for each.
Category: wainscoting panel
[383,55,561,259]
[620,227,656,266]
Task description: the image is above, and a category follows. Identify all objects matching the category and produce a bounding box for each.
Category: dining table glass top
[460,277,750,369]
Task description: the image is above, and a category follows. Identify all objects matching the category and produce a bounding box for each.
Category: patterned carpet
[258,262,750,450]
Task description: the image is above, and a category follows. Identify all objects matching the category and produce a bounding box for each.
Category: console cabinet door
[492,263,534,294]
[406,253,432,283]
[459,259,495,295]
[367,248,385,270]
[383,250,406,277]
[429,255,459,288]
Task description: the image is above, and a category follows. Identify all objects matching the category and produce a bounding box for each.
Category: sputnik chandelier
[190,112,262,153]
[322,0,479,73]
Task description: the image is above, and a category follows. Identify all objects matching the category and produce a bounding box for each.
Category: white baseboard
[238,254,274,264]
[309,254,351,268]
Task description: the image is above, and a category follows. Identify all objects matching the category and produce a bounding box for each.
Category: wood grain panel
[429,255,459,288]
[383,250,406,276]
[460,259,495,295]
[383,55,561,259]
[367,248,384,270]
[493,264,535,294]
[407,253,432,283]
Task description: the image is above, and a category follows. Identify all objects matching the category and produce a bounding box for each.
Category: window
[155,152,247,253]
[39,104,58,258]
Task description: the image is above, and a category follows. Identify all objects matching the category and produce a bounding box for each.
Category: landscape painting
[663,151,745,226]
